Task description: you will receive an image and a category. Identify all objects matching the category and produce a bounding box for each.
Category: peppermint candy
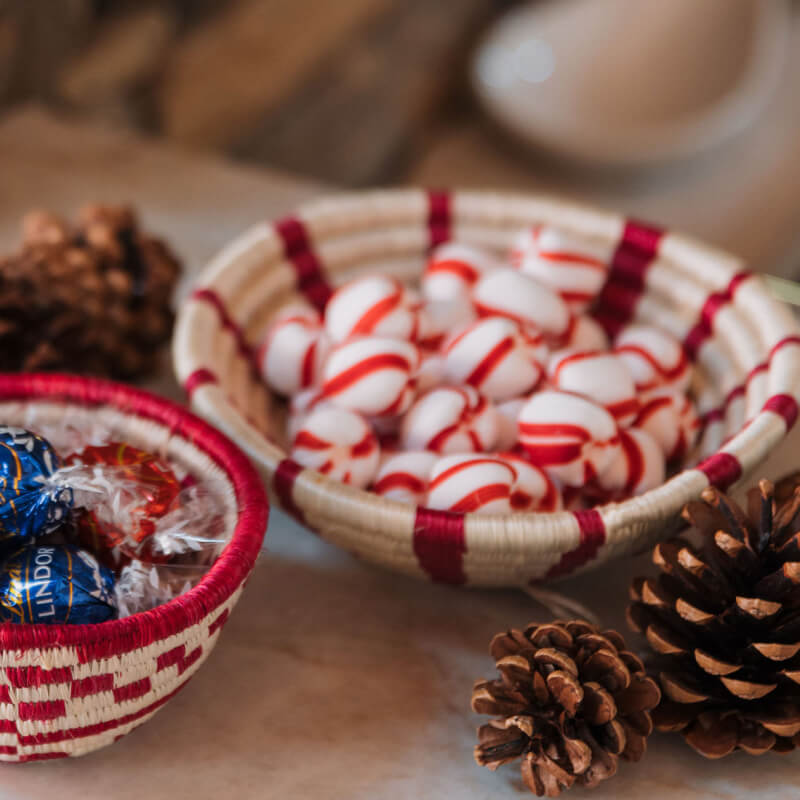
[325,275,418,343]
[371,451,438,504]
[257,306,330,396]
[443,317,548,402]
[594,427,665,499]
[471,267,570,339]
[518,390,621,487]
[498,452,563,512]
[635,390,700,463]
[291,407,380,488]
[401,385,498,454]
[426,454,515,514]
[614,324,691,395]
[320,336,419,417]
[548,350,639,427]
[422,242,498,302]
[510,225,612,312]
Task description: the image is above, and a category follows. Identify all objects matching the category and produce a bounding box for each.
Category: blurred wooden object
[230,0,497,184]
[0,0,510,186]
[160,0,392,149]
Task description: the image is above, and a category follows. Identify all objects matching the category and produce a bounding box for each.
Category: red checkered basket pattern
[0,374,267,761]
[172,188,800,587]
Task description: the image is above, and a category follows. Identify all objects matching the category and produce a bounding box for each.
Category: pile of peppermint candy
[258,225,699,514]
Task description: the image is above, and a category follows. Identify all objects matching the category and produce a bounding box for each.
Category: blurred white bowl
[472,0,791,168]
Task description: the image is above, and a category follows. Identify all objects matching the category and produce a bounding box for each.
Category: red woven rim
[0,373,267,654]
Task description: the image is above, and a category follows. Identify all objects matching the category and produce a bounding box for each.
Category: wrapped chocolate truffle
[0,543,116,624]
[0,426,73,550]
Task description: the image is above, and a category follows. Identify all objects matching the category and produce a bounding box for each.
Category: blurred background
[1,0,799,272]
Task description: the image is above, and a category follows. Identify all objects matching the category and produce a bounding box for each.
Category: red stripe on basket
[113,677,151,704]
[275,216,333,311]
[274,457,305,521]
[0,746,15,755]
[697,452,742,490]
[208,607,230,637]
[0,685,10,703]
[5,667,71,689]
[71,674,114,699]
[19,678,192,747]
[157,644,186,672]
[545,509,606,579]
[179,646,203,675]
[18,700,66,722]
[427,189,452,249]
[763,394,799,430]
[192,288,258,372]
[683,271,753,359]
[413,507,466,584]
[184,367,218,396]
[0,719,15,733]
[595,220,663,336]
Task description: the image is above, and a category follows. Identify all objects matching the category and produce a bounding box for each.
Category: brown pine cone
[472,620,660,797]
[0,205,180,379]
[628,476,800,758]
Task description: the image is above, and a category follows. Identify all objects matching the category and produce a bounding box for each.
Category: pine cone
[628,476,800,758]
[472,620,660,797]
[0,205,180,379]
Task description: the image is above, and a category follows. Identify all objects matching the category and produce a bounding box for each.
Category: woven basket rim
[0,372,267,650]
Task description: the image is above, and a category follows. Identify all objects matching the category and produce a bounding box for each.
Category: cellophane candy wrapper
[66,443,228,568]
[115,560,207,618]
[0,543,117,624]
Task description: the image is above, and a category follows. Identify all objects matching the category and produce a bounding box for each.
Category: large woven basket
[173,188,800,588]
[0,373,267,761]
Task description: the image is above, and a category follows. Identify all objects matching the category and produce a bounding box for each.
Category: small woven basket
[173,188,800,588]
[0,373,267,761]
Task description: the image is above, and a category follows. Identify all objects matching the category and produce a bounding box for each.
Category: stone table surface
[0,108,799,799]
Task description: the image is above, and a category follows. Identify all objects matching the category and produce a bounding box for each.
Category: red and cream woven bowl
[173,189,800,587]
[0,373,267,761]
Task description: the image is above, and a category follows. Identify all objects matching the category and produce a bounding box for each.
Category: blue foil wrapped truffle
[0,543,116,624]
[0,426,74,550]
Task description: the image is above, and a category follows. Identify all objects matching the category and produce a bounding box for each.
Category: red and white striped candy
[325,275,418,343]
[320,336,419,418]
[417,296,476,349]
[518,390,621,487]
[510,225,613,312]
[416,350,446,393]
[594,427,665,499]
[443,317,548,402]
[614,325,691,395]
[422,242,498,302]
[291,406,380,488]
[558,314,609,352]
[634,390,700,463]
[258,306,330,396]
[401,385,498,454]
[498,452,563,511]
[287,387,328,442]
[548,350,639,427]
[471,267,571,339]
[371,451,438,504]
[495,397,526,451]
[426,454,515,514]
